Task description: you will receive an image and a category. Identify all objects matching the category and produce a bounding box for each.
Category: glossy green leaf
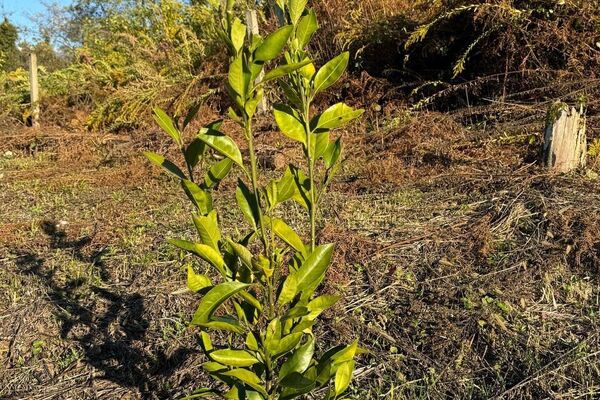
[278,273,298,306]
[296,9,318,48]
[274,104,306,145]
[229,55,248,98]
[306,295,340,320]
[221,369,267,395]
[323,138,342,169]
[200,331,213,351]
[313,52,349,95]
[202,361,226,373]
[271,218,307,257]
[168,239,227,276]
[289,0,308,24]
[294,244,334,294]
[187,265,212,292]
[153,107,182,147]
[272,332,303,358]
[144,151,186,180]
[182,180,213,215]
[279,336,315,379]
[205,158,234,188]
[197,129,244,169]
[245,332,259,351]
[277,167,296,204]
[236,180,259,230]
[263,60,312,82]
[312,132,330,160]
[280,245,335,305]
[191,281,250,325]
[227,239,253,270]
[210,349,259,367]
[185,138,206,169]
[311,103,364,131]
[334,360,354,395]
[255,25,293,62]
[192,210,221,250]
[231,17,246,53]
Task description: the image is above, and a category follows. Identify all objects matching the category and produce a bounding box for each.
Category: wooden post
[29,52,40,128]
[246,9,268,114]
[542,103,587,173]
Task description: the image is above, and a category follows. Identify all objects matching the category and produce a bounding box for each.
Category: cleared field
[1,117,599,399]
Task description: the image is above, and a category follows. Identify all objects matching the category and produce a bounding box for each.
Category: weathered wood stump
[542,103,587,173]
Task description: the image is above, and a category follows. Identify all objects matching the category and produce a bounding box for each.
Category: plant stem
[303,102,317,252]
[245,119,276,317]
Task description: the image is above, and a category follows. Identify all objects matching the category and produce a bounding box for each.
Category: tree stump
[542,103,587,173]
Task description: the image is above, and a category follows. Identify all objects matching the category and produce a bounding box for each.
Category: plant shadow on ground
[10,220,195,399]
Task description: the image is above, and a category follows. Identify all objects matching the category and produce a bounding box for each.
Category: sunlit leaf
[313,52,349,95]
[153,107,182,147]
[255,25,293,62]
[144,151,186,180]
[191,281,250,325]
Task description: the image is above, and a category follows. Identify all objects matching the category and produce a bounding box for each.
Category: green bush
[145,0,364,398]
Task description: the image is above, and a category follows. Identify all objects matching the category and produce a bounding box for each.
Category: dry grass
[0,109,599,399]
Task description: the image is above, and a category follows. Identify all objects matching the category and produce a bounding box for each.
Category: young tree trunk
[542,103,587,173]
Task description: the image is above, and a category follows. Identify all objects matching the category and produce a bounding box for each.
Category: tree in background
[0,17,19,71]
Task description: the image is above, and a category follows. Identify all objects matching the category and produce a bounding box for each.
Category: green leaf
[334,360,355,395]
[279,336,315,379]
[192,210,221,250]
[221,369,267,395]
[312,132,330,160]
[312,103,364,131]
[272,332,303,358]
[323,138,342,169]
[263,60,312,82]
[187,265,212,292]
[274,104,306,145]
[191,281,250,325]
[313,52,349,95]
[185,138,206,169]
[271,218,308,257]
[197,129,245,169]
[202,361,226,372]
[144,151,186,180]
[245,332,259,351]
[231,17,246,54]
[296,9,318,48]
[280,372,315,391]
[168,239,227,276]
[229,55,249,98]
[205,158,234,188]
[306,295,340,320]
[289,0,308,24]
[255,25,294,62]
[277,167,296,204]
[181,180,213,215]
[200,331,213,351]
[236,180,260,231]
[278,273,298,306]
[210,349,259,367]
[227,239,253,270]
[280,244,334,303]
[153,107,182,147]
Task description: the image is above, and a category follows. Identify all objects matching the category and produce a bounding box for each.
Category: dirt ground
[1,111,599,399]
